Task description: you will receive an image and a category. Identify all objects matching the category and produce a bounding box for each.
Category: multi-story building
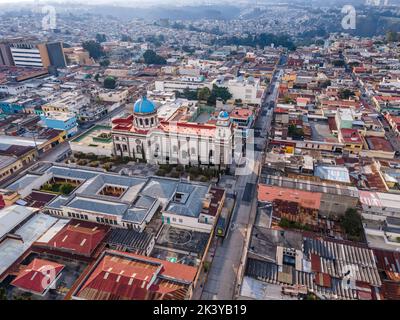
[5,163,222,232]
[0,42,14,66]
[111,96,235,167]
[0,145,38,182]
[42,92,90,116]
[213,76,265,106]
[40,112,78,138]
[2,39,66,69]
[63,47,94,66]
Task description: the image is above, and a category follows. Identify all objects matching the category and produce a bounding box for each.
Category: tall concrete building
[0,39,66,68]
[0,42,14,66]
[46,42,67,68]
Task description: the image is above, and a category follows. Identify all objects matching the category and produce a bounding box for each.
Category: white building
[213,76,265,106]
[0,84,27,95]
[10,43,45,68]
[359,190,400,220]
[111,96,235,167]
[5,164,222,233]
[42,92,91,115]
[154,76,210,93]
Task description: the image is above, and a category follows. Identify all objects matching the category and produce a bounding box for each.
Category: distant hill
[85,4,241,21]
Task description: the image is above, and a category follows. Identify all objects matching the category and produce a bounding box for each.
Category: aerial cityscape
[0,0,399,305]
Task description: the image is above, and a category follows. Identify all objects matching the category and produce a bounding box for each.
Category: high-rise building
[0,39,66,68]
[0,43,14,66]
[9,42,50,68]
[46,42,67,68]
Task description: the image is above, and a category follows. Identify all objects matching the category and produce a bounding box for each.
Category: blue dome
[218,111,229,119]
[133,96,156,114]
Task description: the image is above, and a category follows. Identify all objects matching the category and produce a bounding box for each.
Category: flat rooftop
[258,184,321,210]
[263,175,359,198]
[71,125,112,146]
[365,136,394,153]
[239,276,297,300]
[156,224,209,256]
[314,165,351,184]
[309,120,337,142]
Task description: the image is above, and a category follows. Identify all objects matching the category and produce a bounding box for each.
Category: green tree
[288,124,304,139]
[82,40,105,59]
[197,87,211,102]
[332,60,345,67]
[143,50,167,65]
[319,80,331,89]
[104,76,116,89]
[338,89,355,100]
[283,95,294,104]
[182,87,198,100]
[60,183,74,195]
[99,59,110,67]
[207,84,232,105]
[96,33,107,43]
[340,208,363,241]
[121,34,132,42]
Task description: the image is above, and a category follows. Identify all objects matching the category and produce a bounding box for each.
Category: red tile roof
[340,128,363,144]
[258,184,321,210]
[365,136,394,153]
[11,258,64,295]
[46,220,109,257]
[75,250,197,300]
[375,96,400,102]
[230,108,253,120]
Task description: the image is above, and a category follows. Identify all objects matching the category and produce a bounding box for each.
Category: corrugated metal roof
[0,205,36,238]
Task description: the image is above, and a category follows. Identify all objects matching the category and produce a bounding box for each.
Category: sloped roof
[11,258,64,295]
[75,250,197,300]
[45,220,109,256]
[0,205,36,238]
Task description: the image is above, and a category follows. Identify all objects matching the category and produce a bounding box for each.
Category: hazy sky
[0,0,202,4]
[0,0,246,3]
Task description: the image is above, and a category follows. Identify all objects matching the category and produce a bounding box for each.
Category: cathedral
[111,95,238,167]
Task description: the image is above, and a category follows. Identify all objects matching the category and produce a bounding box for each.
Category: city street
[200,65,283,300]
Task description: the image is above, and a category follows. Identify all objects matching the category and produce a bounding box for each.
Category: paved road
[200,66,283,300]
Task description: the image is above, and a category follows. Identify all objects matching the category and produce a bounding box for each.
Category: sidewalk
[192,236,219,300]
